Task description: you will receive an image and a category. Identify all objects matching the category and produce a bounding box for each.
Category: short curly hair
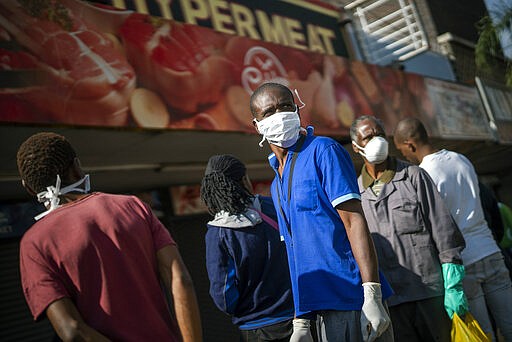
[17,132,77,193]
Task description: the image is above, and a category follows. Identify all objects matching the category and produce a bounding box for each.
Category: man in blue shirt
[250,82,393,342]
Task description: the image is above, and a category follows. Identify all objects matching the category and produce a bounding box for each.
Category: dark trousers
[389,296,451,342]
[240,319,293,342]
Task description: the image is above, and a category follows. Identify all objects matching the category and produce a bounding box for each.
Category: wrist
[442,263,465,289]
[362,282,381,286]
[362,282,382,299]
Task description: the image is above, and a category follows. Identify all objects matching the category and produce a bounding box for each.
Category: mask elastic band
[352,141,367,157]
[258,135,266,148]
[254,118,267,148]
[294,89,306,109]
[352,141,364,151]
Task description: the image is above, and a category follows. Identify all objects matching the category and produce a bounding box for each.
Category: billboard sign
[425,79,494,140]
[476,77,512,144]
[0,0,496,141]
[103,0,348,57]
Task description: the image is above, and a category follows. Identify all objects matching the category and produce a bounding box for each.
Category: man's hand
[361,282,391,342]
[290,318,313,342]
[46,298,111,342]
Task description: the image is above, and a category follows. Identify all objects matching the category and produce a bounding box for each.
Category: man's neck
[270,144,289,177]
[268,131,306,176]
[364,158,389,180]
[59,193,91,205]
[417,144,438,163]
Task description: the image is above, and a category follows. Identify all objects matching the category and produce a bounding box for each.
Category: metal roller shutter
[0,239,55,342]
[168,214,239,342]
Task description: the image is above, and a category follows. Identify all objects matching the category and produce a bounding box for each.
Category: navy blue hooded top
[205,195,294,329]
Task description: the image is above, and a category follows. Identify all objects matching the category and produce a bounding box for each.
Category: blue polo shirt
[269,127,392,315]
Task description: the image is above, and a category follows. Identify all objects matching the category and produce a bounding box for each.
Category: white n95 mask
[254,107,301,148]
[353,136,389,164]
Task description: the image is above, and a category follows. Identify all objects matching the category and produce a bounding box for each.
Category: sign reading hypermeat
[102,0,347,57]
[0,0,448,138]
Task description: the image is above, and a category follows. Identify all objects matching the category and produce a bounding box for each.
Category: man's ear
[403,139,416,153]
[351,142,359,154]
[252,119,260,134]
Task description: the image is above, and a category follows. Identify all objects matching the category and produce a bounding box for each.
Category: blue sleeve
[205,227,239,314]
[318,142,361,207]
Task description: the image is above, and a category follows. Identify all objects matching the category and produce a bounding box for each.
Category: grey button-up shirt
[358,158,465,306]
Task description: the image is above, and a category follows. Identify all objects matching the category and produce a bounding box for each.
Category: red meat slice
[119,13,235,115]
[0,0,135,126]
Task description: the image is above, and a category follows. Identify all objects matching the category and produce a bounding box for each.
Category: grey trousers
[316,304,394,342]
[463,252,512,342]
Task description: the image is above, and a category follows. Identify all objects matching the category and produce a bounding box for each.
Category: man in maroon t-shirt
[16,132,202,342]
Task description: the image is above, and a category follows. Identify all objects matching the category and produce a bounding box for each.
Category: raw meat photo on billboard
[0,0,438,137]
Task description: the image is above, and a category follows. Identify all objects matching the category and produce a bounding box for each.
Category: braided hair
[17,132,77,193]
[200,154,254,215]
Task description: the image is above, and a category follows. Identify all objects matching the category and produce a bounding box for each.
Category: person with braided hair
[201,154,312,342]
[17,132,202,342]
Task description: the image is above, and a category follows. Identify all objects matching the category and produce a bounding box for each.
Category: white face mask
[353,136,389,164]
[254,106,301,148]
[34,174,91,220]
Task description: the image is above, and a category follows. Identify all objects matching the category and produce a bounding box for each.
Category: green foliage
[475,4,512,86]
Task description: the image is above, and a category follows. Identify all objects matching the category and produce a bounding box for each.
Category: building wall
[412,0,442,53]
[426,0,488,43]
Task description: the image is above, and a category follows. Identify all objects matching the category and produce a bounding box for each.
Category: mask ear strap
[352,141,366,157]
[352,141,364,151]
[258,135,266,148]
[254,119,267,148]
[294,89,306,109]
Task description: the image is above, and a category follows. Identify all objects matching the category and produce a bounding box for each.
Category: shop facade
[1,0,512,341]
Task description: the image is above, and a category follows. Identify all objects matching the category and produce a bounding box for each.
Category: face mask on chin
[254,107,301,148]
[353,136,389,164]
